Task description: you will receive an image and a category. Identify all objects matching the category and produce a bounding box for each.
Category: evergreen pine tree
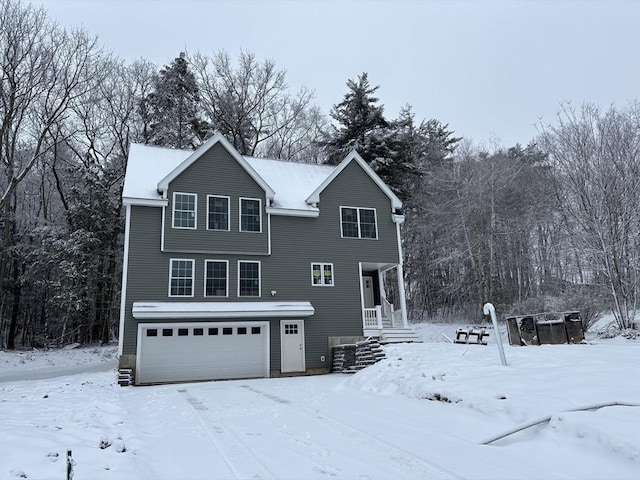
[141,52,209,149]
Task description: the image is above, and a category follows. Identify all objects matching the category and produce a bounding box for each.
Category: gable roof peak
[305,151,402,210]
[156,132,275,199]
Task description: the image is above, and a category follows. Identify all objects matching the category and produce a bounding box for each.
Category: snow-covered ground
[1,322,639,480]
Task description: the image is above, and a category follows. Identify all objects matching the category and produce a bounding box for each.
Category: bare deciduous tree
[539,102,640,329]
[191,50,323,160]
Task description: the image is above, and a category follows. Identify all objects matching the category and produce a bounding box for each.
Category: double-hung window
[207,195,230,231]
[311,263,334,286]
[173,193,196,229]
[204,260,228,297]
[169,259,194,297]
[238,261,260,297]
[240,198,261,232]
[340,207,378,239]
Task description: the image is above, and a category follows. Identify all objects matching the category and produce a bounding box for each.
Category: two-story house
[118,132,416,385]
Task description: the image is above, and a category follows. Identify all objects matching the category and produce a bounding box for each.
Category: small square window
[223,327,233,335]
[178,328,188,336]
[146,329,158,337]
[162,328,173,336]
[208,328,218,336]
[237,327,247,335]
[251,327,261,334]
[193,328,204,336]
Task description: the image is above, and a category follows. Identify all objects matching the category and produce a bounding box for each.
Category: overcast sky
[34,0,640,149]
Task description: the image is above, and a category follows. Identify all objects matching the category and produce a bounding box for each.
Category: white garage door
[136,321,269,384]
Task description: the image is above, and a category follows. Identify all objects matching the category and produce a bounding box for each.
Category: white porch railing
[364,306,383,329]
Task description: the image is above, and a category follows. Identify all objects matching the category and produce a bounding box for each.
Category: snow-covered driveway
[1,333,639,480]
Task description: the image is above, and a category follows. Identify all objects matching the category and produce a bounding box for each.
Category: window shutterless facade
[172,193,197,229]
[340,206,378,239]
[204,260,228,297]
[240,197,261,232]
[207,195,230,231]
[169,259,194,297]
[311,263,334,286]
[238,260,260,297]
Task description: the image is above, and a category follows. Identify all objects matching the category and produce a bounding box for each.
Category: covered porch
[359,262,411,338]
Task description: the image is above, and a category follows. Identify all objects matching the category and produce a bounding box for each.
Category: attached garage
[136,321,269,384]
[131,301,314,385]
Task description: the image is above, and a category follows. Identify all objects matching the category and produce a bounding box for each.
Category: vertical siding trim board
[358,262,365,330]
[395,221,409,327]
[161,206,166,252]
[118,204,132,357]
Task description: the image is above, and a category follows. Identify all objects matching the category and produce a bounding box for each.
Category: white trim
[168,258,195,297]
[206,195,231,231]
[306,150,402,210]
[204,259,229,297]
[239,197,262,233]
[392,214,405,224]
[358,263,365,329]
[396,221,409,328]
[265,206,320,218]
[238,260,261,297]
[117,204,132,357]
[161,205,166,252]
[340,206,378,240]
[132,301,314,319]
[311,262,334,287]
[280,319,306,373]
[267,212,272,256]
[123,197,168,207]
[157,132,275,200]
[172,192,197,230]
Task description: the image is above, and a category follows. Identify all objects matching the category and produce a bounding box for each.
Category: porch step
[332,338,386,373]
[379,328,422,344]
[118,368,133,387]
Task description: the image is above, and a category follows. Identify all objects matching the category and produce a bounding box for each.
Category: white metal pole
[483,302,508,366]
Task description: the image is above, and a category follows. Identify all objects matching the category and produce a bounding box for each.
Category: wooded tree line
[1,0,637,348]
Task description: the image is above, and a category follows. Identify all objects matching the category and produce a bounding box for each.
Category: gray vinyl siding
[122,152,401,372]
[164,143,268,255]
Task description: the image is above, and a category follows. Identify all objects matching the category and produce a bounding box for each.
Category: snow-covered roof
[122,134,401,215]
[132,301,315,319]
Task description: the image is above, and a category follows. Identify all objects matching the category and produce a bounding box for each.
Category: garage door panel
[137,322,269,384]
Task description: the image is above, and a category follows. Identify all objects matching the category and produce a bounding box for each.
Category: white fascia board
[157,132,275,200]
[132,301,315,319]
[305,151,403,210]
[123,197,168,207]
[265,206,320,218]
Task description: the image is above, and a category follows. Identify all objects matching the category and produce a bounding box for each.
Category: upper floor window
[205,260,228,297]
[207,195,230,231]
[173,193,196,229]
[311,263,334,286]
[240,198,261,233]
[169,259,194,297]
[238,261,260,297]
[340,207,378,239]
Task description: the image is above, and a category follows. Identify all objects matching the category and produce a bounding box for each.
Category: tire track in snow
[177,388,276,480]
[242,385,464,480]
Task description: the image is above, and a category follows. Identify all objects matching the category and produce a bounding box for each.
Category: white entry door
[280,320,305,373]
[362,275,375,308]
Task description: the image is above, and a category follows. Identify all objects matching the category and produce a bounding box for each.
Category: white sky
[34,0,640,148]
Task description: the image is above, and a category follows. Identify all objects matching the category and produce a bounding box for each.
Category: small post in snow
[483,302,508,366]
[67,449,75,480]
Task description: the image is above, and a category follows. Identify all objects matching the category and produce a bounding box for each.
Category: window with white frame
[207,195,229,231]
[240,198,261,232]
[238,261,260,297]
[172,193,197,229]
[340,207,377,239]
[169,259,194,296]
[311,263,334,286]
[204,260,228,297]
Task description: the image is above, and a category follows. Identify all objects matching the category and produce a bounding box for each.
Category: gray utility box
[506,311,585,346]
